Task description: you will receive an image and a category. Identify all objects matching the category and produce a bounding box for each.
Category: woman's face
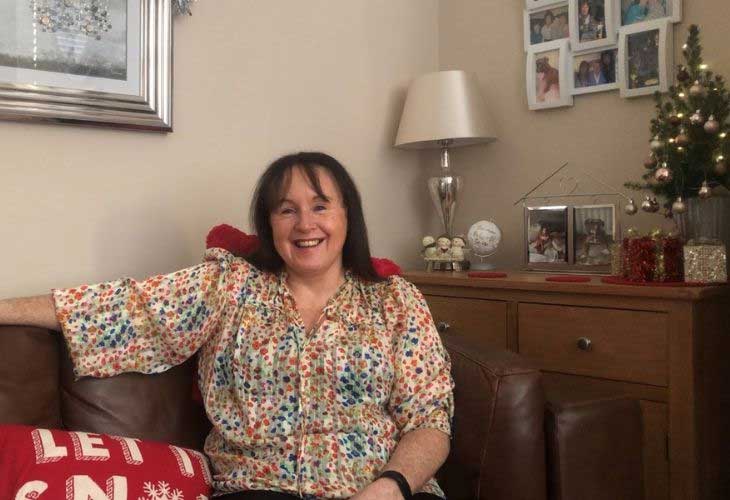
[269,166,347,279]
[581,2,589,15]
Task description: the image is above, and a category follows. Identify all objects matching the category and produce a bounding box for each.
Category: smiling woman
[0,151,454,499]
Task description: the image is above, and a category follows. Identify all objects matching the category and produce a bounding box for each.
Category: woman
[541,11,555,42]
[575,60,592,88]
[0,152,454,500]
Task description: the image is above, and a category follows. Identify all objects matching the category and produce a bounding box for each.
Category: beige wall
[439,0,730,269]
[0,0,438,297]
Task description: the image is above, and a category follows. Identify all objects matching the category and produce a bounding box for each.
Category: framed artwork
[573,204,616,270]
[619,0,682,27]
[526,39,573,110]
[571,48,619,95]
[569,0,618,53]
[618,19,673,97]
[525,206,569,269]
[0,0,172,131]
[524,2,570,51]
[525,0,567,10]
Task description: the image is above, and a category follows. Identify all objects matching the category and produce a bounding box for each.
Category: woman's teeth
[295,239,322,248]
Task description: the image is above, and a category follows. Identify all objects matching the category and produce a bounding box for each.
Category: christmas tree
[625,25,730,216]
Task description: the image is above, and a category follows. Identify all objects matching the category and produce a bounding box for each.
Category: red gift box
[622,234,683,282]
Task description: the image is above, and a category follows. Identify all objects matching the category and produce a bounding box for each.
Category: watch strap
[377,470,413,500]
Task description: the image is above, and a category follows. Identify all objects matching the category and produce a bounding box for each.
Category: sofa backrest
[0,326,210,450]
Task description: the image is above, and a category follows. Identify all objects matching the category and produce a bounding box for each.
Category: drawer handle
[577,337,592,351]
[436,321,451,334]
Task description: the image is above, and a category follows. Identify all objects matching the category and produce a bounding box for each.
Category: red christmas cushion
[0,424,212,500]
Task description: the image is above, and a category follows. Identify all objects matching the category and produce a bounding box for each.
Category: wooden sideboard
[404,271,730,500]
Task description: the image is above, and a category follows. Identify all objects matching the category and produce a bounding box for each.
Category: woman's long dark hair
[246,152,384,283]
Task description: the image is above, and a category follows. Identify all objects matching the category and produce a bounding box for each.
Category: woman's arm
[0,295,60,331]
[351,428,450,499]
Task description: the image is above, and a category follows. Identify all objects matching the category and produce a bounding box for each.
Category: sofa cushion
[0,424,212,499]
[0,327,62,428]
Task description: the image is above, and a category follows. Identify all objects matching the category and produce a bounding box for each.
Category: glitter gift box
[621,233,684,282]
[683,242,728,283]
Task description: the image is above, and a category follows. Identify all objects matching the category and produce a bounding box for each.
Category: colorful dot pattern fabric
[53,248,454,499]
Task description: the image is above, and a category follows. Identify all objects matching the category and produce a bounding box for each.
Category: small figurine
[450,236,466,261]
[436,236,452,259]
[422,235,438,259]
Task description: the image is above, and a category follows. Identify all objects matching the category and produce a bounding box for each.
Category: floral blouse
[53,248,454,499]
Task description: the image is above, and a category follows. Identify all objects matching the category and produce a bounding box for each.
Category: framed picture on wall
[525,0,567,11]
[618,19,673,97]
[524,206,569,270]
[571,48,619,95]
[619,0,682,27]
[569,0,618,53]
[0,0,172,131]
[523,2,570,50]
[526,39,573,110]
[573,204,616,270]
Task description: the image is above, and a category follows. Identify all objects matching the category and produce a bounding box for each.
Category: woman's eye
[280,207,295,215]
[313,205,327,212]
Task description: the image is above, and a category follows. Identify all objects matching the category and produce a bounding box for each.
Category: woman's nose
[294,210,316,231]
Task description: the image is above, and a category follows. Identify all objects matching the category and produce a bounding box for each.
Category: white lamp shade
[394,70,496,149]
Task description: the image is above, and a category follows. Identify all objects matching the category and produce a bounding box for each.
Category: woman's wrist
[377,470,413,500]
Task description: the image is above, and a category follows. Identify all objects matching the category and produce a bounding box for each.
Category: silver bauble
[690,109,704,125]
[624,198,638,215]
[698,181,712,199]
[704,115,720,134]
[715,160,728,176]
[654,165,672,182]
[641,196,660,213]
[671,196,687,214]
[689,81,705,97]
[650,136,664,152]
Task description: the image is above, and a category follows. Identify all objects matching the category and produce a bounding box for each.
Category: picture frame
[526,39,573,110]
[569,0,618,53]
[0,0,172,131]
[618,19,673,98]
[524,2,570,51]
[571,48,619,95]
[525,0,568,12]
[524,205,570,271]
[619,0,682,27]
[573,204,616,272]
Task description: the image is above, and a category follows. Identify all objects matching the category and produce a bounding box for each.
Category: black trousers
[218,491,444,499]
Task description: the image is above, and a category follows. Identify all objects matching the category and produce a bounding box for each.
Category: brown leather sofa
[0,326,642,500]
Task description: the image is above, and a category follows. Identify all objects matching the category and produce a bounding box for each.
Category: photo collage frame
[524,0,681,109]
[524,203,617,273]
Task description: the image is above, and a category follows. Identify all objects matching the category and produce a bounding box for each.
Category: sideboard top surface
[404,271,730,302]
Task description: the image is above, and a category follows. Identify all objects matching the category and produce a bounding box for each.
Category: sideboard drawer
[425,295,508,349]
[518,303,668,386]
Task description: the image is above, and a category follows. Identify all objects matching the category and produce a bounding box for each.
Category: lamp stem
[440,139,453,171]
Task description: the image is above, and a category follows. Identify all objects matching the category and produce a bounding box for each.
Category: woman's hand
[350,478,403,500]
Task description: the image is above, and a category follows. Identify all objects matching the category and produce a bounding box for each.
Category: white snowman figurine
[436,236,452,260]
[422,235,439,259]
[450,236,466,261]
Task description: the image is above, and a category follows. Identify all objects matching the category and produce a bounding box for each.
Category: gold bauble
[715,160,728,176]
[654,165,673,182]
[689,81,705,97]
[698,181,712,199]
[672,196,687,214]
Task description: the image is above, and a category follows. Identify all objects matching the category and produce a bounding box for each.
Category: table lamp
[394,70,496,238]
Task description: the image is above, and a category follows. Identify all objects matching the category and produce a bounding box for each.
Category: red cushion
[0,424,212,499]
[206,224,402,277]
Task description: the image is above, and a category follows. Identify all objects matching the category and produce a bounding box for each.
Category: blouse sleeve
[386,276,455,436]
[52,248,248,379]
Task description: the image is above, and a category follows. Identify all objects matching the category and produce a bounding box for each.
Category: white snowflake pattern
[138,481,186,500]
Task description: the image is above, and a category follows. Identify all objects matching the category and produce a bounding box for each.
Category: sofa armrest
[0,325,63,428]
[440,332,547,500]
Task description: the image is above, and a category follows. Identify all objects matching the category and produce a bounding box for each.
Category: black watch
[377,470,413,500]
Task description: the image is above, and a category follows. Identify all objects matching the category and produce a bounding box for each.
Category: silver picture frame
[0,0,172,131]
